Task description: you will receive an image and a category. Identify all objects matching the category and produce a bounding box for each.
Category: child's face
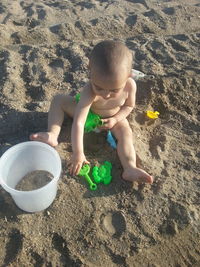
[90,70,130,100]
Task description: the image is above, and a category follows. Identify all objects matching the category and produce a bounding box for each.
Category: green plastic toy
[84,111,103,133]
[75,93,103,132]
[78,164,97,191]
[92,161,112,185]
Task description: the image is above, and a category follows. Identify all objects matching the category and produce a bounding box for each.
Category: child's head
[89,40,133,99]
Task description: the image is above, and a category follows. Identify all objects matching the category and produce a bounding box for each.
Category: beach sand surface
[0,0,200,266]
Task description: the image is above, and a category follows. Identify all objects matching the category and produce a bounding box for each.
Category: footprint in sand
[20,2,34,17]
[52,233,82,266]
[173,34,189,41]
[0,50,9,87]
[21,63,45,101]
[0,3,6,14]
[126,0,149,9]
[159,201,192,236]
[143,9,167,30]
[162,7,175,16]
[31,251,44,266]
[147,39,174,65]
[167,38,189,52]
[101,211,126,238]
[3,228,23,266]
[125,14,137,27]
[36,5,46,20]
[76,1,95,9]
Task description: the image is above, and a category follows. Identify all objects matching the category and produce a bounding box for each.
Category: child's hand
[69,152,90,176]
[100,117,118,130]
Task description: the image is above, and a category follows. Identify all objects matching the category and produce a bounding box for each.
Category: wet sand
[15,170,53,191]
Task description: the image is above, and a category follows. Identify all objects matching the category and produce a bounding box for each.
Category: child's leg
[30,94,77,146]
[111,119,153,184]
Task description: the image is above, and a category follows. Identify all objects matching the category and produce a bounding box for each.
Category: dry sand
[0,0,200,266]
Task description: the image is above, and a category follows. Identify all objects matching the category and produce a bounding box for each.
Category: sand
[0,0,200,266]
[15,170,53,191]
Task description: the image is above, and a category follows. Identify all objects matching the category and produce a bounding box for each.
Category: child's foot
[123,167,153,184]
[29,132,58,147]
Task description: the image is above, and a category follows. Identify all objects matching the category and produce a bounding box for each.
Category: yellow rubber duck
[146,110,160,119]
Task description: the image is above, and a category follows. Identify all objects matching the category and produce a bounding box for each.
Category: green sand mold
[92,161,112,185]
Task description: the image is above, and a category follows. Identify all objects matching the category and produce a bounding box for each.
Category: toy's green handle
[85,174,97,191]
[78,164,97,191]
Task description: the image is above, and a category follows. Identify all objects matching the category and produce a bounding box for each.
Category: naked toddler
[30,40,153,184]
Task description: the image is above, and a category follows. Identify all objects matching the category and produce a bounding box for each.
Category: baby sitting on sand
[30,40,153,184]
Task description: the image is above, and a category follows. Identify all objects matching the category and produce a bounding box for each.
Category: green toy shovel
[78,164,97,191]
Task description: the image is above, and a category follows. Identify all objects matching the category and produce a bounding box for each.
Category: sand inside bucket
[15,170,53,191]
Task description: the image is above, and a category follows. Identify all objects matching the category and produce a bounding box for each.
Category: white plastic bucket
[0,141,62,212]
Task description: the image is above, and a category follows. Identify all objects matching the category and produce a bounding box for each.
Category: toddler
[30,40,153,184]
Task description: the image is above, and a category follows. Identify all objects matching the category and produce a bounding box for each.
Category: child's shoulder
[126,77,137,94]
[80,82,92,94]
[79,82,95,102]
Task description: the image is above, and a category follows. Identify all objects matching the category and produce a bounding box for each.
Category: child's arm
[101,79,136,129]
[70,85,95,175]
